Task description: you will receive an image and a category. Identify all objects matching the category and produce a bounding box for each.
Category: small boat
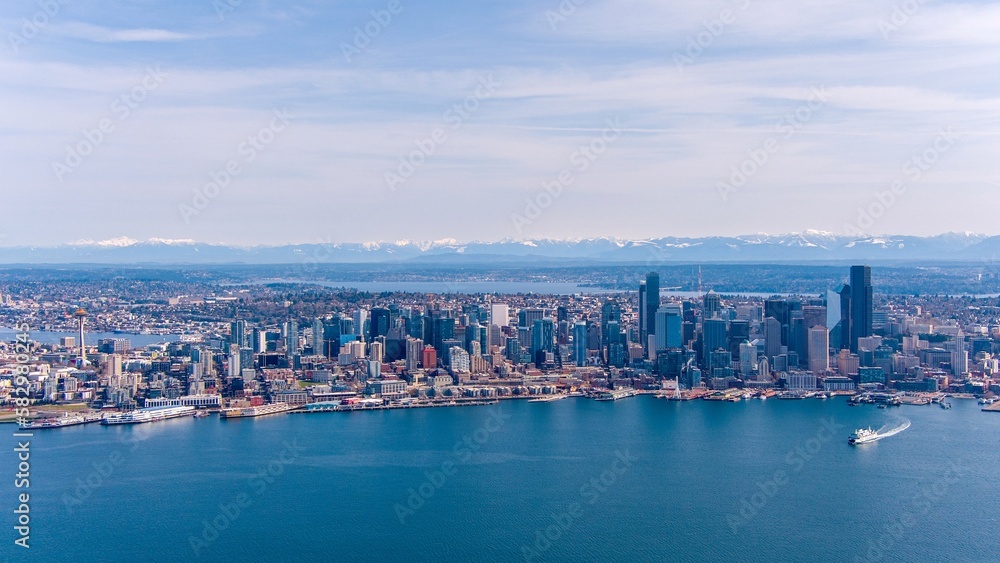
[877,404,887,409]
[940,401,952,410]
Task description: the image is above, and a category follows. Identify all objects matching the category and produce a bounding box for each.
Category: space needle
[74,307,88,365]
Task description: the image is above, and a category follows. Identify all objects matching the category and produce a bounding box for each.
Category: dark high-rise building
[790,315,807,368]
[433,317,455,355]
[556,306,568,323]
[601,300,622,349]
[638,282,647,344]
[322,319,342,358]
[370,307,391,342]
[729,320,750,361]
[763,317,782,360]
[230,320,248,348]
[518,308,545,329]
[849,265,873,353]
[764,298,790,346]
[834,284,851,350]
[606,321,626,367]
[703,291,721,320]
[702,318,728,365]
[532,318,555,356]
[573,321,588,367]
[646,272,660,335]
[802,305,827,331]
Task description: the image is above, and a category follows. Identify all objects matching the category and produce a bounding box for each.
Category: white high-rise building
[200,349,214,377]
[228,343,241,378]
[311,318,324,355]
[808,326,830,373]
[405,338,423,371]
[449,346,471,373]
[370,340,384,363]
[950,330,968,376]
[105,354,123,387]
[354,309,369,341]
[490,304,510,328]
[756,356,771,382]
[739,341,757,377]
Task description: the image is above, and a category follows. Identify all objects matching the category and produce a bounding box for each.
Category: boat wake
[874,418,911,440]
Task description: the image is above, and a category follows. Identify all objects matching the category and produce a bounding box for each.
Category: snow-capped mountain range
[2,232,998,264]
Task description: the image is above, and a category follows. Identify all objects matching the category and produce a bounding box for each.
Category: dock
[297,399,499,413]
[982,402,1000,413]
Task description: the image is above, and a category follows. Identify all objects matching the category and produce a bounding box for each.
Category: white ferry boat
[849,427,880,445]
[219,402,299,419]
[23,413,102,429]
[101,405,195,425]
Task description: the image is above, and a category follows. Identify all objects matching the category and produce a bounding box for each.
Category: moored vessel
[220,402,300,419]
[528,394,568,403]
[101,405,195,425]
[23,413,102,429]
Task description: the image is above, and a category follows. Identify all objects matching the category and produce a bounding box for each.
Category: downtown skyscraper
[849,265,873,352]
[640,272,660,353]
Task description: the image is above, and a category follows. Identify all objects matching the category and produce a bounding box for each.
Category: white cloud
[49,22,198,43]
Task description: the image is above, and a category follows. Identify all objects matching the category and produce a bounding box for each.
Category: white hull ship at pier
[23,413,102,429]
[220,402,300,419]
[101,405,195,425]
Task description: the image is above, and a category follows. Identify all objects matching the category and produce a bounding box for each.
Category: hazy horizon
[1,229,997,249]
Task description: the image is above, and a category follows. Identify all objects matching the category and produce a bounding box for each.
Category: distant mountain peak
[68,237,140,247]
[68,237,197,248]
[3,232,998,264]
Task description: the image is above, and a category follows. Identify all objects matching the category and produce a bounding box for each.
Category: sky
[1,0,998,247]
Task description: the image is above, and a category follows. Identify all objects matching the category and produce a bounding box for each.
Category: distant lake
[247,280,804,297]
[0,329,179,347]
[254,279,616,294]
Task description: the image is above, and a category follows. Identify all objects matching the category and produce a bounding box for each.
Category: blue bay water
[0,330,178,347]
[10,397,999,562]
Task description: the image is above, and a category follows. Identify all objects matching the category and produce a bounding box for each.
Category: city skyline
[4,1,999,560]
[2,0,999,246]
